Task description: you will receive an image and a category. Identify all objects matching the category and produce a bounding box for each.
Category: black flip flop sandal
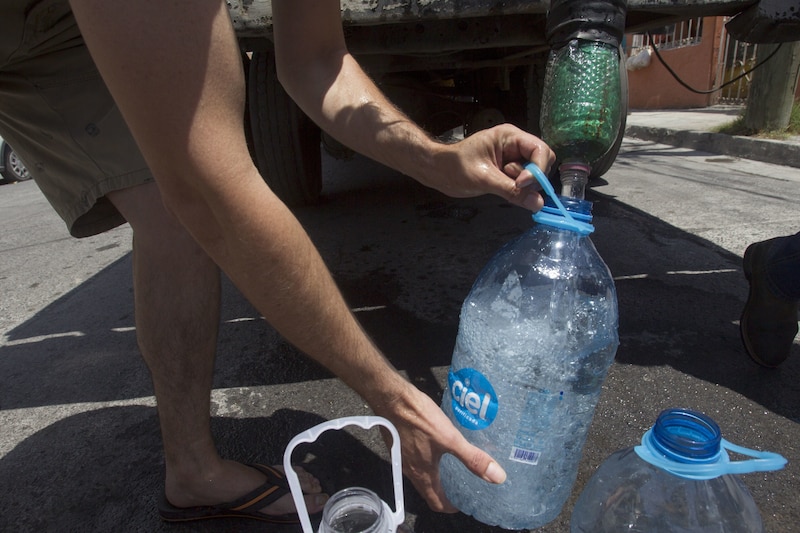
[158,463,300,524]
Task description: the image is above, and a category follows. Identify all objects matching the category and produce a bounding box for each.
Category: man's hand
[372,381,506,512]
[421,123,557,212]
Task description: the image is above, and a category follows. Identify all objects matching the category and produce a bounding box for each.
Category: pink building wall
[626,17,724,109]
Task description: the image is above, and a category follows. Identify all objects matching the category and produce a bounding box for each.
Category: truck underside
[228,1,796,206]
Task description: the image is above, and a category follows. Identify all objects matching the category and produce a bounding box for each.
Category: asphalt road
[1,137,798,532]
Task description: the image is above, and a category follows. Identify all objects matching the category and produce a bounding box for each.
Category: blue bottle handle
[524,162,594,235]
[634,429,788,480]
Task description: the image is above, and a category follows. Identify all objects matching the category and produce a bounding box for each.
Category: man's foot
[161,460,328,523]
[740,239,799,368]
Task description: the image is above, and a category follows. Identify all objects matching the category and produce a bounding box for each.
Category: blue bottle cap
[650,408,722,462]
[525,162,594,235]
[634,408,787,480]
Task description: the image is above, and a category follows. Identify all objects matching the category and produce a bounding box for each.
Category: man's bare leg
[107,182,325,516]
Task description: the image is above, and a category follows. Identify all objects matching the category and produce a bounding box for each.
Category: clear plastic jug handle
[524,162,594,235]
[283,416,405,533]
[634,430,788,480]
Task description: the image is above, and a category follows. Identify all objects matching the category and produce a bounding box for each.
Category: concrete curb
[625,125,800,169]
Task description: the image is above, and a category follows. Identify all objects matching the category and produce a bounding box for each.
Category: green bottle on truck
[540,38,622,171]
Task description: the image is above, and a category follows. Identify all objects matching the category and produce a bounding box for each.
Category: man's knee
[107,182,202,254]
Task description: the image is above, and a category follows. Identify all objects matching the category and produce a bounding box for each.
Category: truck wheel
[247,50,322,207]
[588,46,628,179]
[500,61,546,137]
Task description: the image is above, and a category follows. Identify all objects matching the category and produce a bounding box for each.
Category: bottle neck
[559,163,590,200]
[321,487,390,533]
[650,409,722,463]
[538,194,594,236]
[634,407,788,480]
[525,160,595,235]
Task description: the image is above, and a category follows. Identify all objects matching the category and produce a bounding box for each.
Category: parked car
[0,136,31,183]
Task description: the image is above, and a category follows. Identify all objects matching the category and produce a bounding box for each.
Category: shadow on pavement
[592,193,800,418]
[0,407,411,533]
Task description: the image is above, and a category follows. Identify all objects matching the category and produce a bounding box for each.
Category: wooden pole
[744,41,800,132]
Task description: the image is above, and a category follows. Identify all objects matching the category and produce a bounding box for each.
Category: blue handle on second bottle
[634,430,788,480]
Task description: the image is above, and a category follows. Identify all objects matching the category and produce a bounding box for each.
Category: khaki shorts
[0,0,153,238]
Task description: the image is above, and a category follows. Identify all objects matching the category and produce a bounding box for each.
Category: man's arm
[68,0,508,512]
[272,0,554,211]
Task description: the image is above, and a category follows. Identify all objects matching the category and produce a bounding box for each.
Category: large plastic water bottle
[439,164,619,529]
[571,408,787,532]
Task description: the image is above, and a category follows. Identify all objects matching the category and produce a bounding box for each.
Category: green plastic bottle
[540,39,622,173]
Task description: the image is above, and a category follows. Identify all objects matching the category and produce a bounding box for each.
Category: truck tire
[588,46,628,179]
[247,50,322,207]
[492,61,546,137]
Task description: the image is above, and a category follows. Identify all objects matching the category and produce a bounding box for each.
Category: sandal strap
[221,464,290,512]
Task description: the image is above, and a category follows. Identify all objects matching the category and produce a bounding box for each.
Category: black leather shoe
[740,239,799,367]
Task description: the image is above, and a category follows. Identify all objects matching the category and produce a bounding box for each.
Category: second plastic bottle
[570,408,787,532]
[439,164,619,529]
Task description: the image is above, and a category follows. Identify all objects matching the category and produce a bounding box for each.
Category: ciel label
[448,367,498,430]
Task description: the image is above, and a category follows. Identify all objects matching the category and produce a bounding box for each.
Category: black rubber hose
[546,0,628,48]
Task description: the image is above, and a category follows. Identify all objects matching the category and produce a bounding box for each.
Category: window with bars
[629,18,704,53]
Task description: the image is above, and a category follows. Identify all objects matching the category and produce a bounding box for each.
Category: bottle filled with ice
[439,163,619,529]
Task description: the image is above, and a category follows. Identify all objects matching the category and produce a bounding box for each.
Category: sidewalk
[625,105,800,169]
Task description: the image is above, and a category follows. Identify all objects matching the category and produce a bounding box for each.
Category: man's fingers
[408,449,505,514]
[410,475,459,513]
[451,441,507,485]
[516,188,545,211]
[490,168,543,211]
[524,134,557,176]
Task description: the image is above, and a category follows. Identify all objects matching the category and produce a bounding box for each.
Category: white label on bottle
[509,446,541,465]
[510,388,566,466]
